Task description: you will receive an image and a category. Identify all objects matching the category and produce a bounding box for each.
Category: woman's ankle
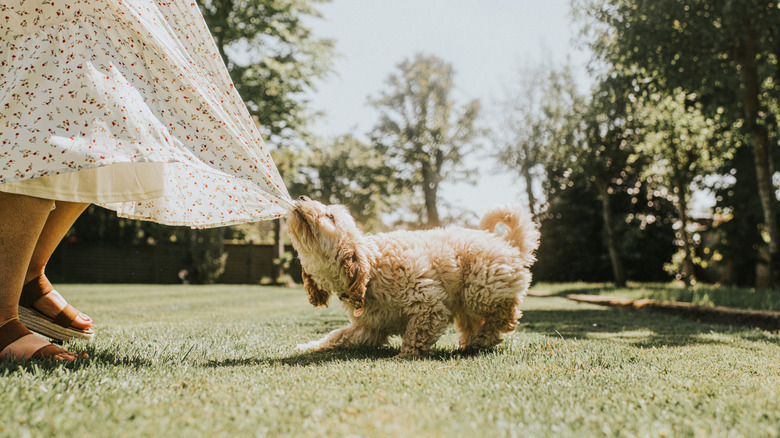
[23,269,47,287]
[0,308,20,328]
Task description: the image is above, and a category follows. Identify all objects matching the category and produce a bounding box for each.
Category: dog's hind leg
[398,304,451,358]
[297,325,387,352]
[466,297,521,350]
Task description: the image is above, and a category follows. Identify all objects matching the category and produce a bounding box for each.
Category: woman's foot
[22,275,92,331]
[0,319,83,362]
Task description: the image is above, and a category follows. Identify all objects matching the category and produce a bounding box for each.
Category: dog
[287,196,540,358]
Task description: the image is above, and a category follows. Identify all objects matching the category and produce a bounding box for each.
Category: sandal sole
[18,306,95,342]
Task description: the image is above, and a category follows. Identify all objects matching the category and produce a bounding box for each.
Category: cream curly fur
[287,197,540,358]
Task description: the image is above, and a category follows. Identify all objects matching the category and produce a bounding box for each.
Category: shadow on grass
[0,344,157,373]
[521,307,780,348]
[203,346,495,368]
[80,349,158,368]
[205,304,780,368]
[0,357,92,374]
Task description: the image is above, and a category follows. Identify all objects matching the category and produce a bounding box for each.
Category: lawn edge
[564,294,780,331]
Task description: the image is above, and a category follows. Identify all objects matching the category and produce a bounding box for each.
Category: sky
[305,0,592,220]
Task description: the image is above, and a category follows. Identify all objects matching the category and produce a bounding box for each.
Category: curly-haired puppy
[287,196,540,358]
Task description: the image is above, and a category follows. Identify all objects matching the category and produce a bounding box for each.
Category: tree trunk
[421,160,440,228]
[738,23,779,287]
[273,218,285,284]
[596,180,626,287]
[210,0,233,67]
[422,180,440,228]
[187,227,227,284]
[675,185,697,286]
[522,165,538,218]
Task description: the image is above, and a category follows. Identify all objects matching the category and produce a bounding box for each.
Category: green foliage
[571,75,638,192]
[619,212,679,282]
[186,228,228,284]
[710,146,765,286]
[198,0,335,147]
[371,54,482,228]
[68,205,162,245]
[633,90,729,187]
[535,165,676,283]
[267,250,295,285]
[573,0,780,286]
[1,284,778,437]
[631,90,732,283]
[529,69,677,285]
[573,0,778,107]
[535,174,613,282]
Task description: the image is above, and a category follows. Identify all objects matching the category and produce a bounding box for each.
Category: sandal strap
[20,276,54,308]
[0,319,33,352]
[52,304,80,328]
[31,343,69,359]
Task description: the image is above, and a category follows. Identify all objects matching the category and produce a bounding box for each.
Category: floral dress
[0,0,292,228]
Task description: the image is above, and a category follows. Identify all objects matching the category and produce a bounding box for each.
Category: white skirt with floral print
[0,0,293,227]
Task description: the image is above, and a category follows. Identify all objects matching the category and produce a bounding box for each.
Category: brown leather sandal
[18,277,94,342]
[0,319,75,360]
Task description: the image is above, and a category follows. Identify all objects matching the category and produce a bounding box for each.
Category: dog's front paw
[295,340,323,351]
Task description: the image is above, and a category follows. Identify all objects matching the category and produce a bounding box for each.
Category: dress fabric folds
[0,0,292,227]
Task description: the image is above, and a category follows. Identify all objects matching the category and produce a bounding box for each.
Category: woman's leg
[24,201,92,330]
[0,192,78,361]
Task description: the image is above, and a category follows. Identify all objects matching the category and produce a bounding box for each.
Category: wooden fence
[46,242,303,284]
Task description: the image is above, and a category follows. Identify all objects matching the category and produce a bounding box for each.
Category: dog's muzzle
[339,293,365,317]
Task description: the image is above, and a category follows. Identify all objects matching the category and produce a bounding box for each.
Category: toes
[55,351,88,362]
[55,353,76,362]
[72,313,93,330]
[0,333,82,362]
[31,288,94,330]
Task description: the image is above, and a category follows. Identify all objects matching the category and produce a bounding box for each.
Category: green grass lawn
[1,284,779,437]
[548,283,780,312]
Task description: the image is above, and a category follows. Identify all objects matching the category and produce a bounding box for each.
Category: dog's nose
[297,195,310,202]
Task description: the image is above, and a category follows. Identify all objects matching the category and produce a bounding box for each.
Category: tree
[710,146,765,286]
[572,77,637,287]
[370,54,482,228]
[574,0,780,286]
[533,71,679,285]
[494,62,581,217]
[633,90,727,284]
[199,0,334,147]
[504,66,637,286]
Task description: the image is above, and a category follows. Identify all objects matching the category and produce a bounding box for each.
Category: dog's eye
[325,213,335,222]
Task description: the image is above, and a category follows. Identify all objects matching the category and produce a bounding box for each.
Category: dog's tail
[479,205,540,266]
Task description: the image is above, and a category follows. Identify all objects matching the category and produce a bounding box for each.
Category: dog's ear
[302,267,330,307]
[338,238,370,310]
